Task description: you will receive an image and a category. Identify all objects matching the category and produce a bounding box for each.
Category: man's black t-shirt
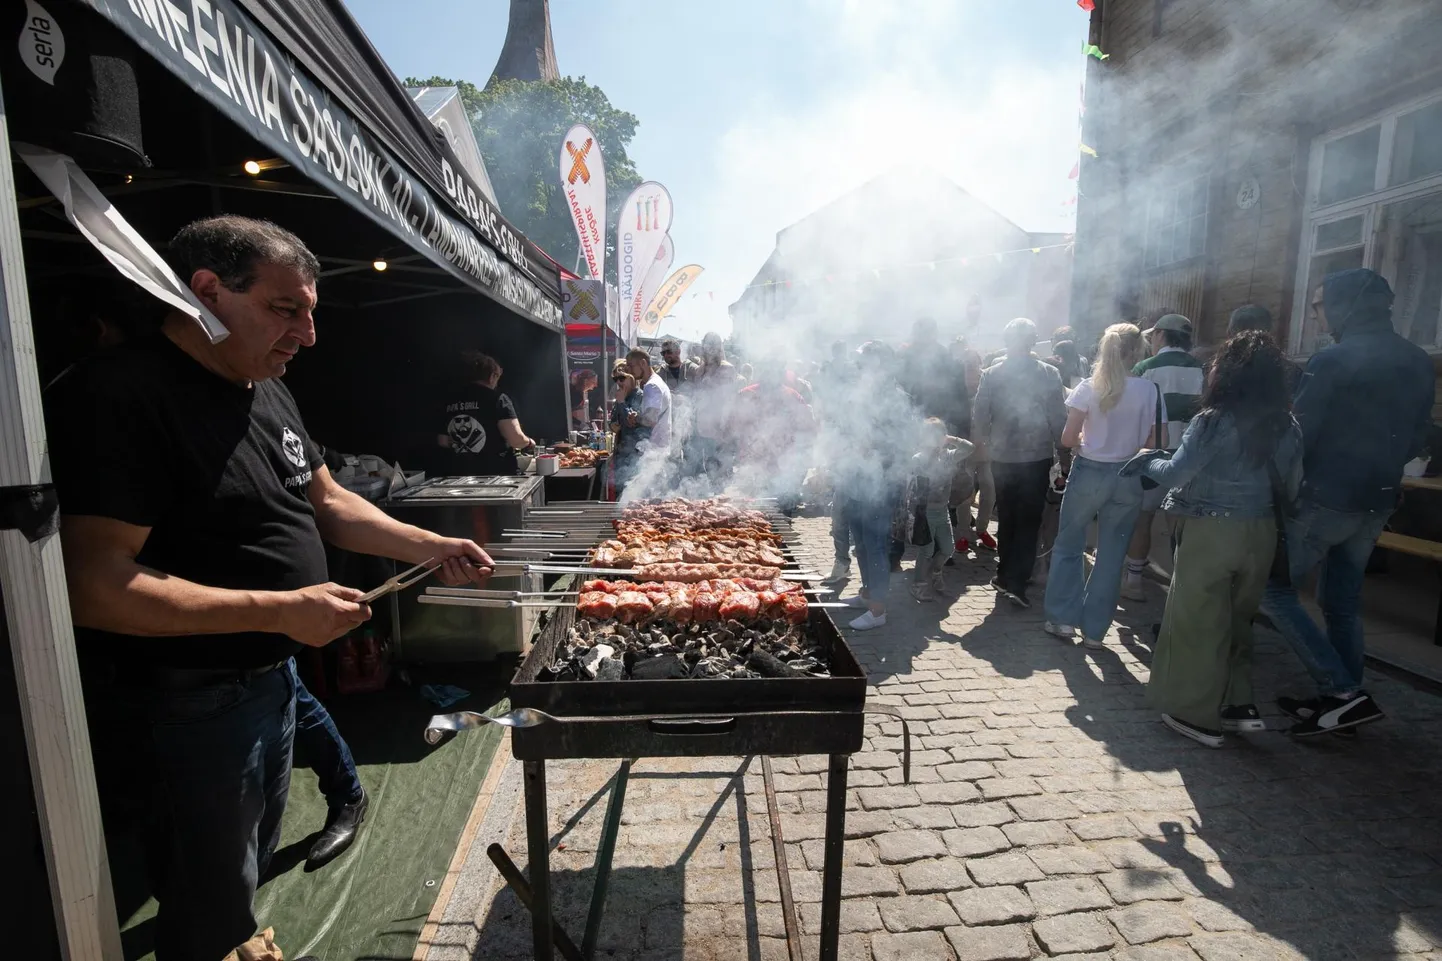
[46,336,328,669]
[434,382,519,476]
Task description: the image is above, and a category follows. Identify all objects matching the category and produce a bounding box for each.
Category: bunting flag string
[1082,42,1109,60]
[1079,143,1099,157]
[1077,0,1096,10]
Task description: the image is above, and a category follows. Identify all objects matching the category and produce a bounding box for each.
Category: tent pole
[0,80,123,958]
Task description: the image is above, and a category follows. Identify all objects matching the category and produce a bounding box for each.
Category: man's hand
[429,537,496,587]
[275,583,371,647]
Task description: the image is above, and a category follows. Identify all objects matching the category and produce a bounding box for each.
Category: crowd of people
[624,265,1433,751]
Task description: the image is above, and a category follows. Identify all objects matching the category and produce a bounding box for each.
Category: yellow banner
[639,265,705,337]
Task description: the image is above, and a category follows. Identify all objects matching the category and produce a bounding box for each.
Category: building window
[1292,89,1442,355]
[1144,175,1209,270]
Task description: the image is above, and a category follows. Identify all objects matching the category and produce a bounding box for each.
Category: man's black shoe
[989,576,1030,608]
[1277,695,1321,722]
[1289,693,1383,738]
[306,789,368,870]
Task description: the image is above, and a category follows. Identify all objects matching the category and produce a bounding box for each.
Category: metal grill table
[424,500,907,959]
[495,602,868,961]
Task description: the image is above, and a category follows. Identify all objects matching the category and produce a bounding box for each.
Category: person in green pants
[1119,331,1302,747]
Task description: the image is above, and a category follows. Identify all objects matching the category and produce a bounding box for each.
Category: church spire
[489,0,560,85]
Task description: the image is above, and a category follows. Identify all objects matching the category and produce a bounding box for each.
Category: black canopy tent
[0,1,570,956]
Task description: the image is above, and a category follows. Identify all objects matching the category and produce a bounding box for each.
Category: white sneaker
[1044,621,1076,640]
[1083,635,1106,650]
[844,594,870,608]
[1120,573,1146,601]
[850,610,887,630]
[824,560,849,584]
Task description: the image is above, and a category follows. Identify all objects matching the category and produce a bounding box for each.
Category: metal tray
[508,602,867,760]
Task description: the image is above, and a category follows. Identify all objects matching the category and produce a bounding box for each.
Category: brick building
[1072,0,1442,376]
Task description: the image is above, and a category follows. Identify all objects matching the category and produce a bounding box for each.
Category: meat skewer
[526,562,816,582]
[573,582,816,625]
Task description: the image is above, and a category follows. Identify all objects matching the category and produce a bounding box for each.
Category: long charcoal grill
[426,501,899,961]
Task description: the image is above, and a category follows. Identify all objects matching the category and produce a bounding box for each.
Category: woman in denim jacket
[1120,331,1302,747]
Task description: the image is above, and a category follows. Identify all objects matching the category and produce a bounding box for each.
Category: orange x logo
[567,283,599,320]
[565,138,593,185]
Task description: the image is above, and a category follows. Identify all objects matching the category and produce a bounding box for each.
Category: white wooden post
[0,80,124,959]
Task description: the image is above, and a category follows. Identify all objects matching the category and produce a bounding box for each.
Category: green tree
[405,75,642,282]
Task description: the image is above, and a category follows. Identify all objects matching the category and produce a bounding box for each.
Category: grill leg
[583,760,631,959]
[819,754,850,961]
[525,760,553,961]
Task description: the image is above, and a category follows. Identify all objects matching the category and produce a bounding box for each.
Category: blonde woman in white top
[1043,323,1158,649]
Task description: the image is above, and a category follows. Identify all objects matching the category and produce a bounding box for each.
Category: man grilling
[45,215,495,961]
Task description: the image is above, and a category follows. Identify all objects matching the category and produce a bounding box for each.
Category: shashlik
[616,497,772,533]
[590,561,783,584]
[557,448,603,468]
[576,578,809,625]
[593,536,787,569]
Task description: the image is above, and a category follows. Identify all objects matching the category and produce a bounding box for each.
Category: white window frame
[1290,88,1442,355]
[1143,173,1211,271]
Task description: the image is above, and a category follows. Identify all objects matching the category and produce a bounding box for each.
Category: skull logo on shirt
[448,414,486,453]
[281,426,308,468]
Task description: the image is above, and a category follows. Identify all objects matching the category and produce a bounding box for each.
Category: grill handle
[646,717,737,736]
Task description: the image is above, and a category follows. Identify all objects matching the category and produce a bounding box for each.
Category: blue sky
[346,0,1089,339]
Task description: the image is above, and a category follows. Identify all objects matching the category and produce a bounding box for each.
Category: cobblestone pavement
[466,513,1442,961]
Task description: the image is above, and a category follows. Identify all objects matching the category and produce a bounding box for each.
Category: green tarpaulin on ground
[116,665,510,961]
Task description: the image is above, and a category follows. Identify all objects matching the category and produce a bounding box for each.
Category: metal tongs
[358,557,445,603]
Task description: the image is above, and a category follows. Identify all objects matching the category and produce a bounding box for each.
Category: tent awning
[79,0,563,329]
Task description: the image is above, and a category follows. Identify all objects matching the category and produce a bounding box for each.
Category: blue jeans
[290,658,363,809]
[1259,502,1390,696]
[1044,457,1144,641]
[843,496,892,603]
[86,663,296,961]
[831,497,851,562]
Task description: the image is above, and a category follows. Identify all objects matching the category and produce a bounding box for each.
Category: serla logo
[565,137,594,185]
[19,0,64,86]
[281,426,308,469]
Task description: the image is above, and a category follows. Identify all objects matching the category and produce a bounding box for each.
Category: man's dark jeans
[86,663,295,961]
[993,459,1053,594]
[289,658,363,809]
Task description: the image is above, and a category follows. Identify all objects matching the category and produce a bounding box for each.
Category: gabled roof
[406,86,499,207]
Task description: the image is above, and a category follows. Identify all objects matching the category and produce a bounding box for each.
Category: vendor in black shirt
[45,215,495,961]
[431,349,534,476]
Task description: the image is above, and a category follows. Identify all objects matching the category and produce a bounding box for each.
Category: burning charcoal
[581,643,616,679]
[595,657,624,681]
[575,620,592,638]
[746,649,808,679]
[630,654,689,680]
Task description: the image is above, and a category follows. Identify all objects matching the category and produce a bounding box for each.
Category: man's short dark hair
[169,215,320,293]
[1227,304,1273,337]
[1156,327,1192,350]
[461,349,501,383]
[626,347,651,366]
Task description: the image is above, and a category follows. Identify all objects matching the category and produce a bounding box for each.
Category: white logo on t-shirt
[448,414,486,453]
[281,426,308,468]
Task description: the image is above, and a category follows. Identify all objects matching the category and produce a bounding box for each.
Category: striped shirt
[1133,348,1205,449]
